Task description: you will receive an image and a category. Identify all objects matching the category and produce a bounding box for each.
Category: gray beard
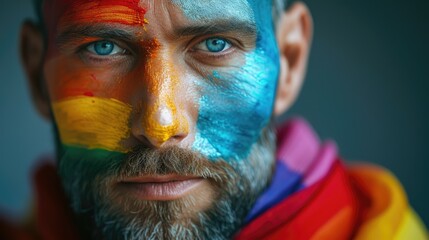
[58,126,275,240]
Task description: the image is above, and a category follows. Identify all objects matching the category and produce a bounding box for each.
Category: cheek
[44,58,134,153]
[52,96,132,153]
[43,57,132,101]
[44,60,99,100]
[193,50,279,161]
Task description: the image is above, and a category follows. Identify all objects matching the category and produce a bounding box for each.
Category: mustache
[116,145,236,183]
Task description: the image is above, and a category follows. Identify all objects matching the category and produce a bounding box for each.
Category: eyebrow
[56,25,140,47]
[55,20,258,48]
[174,20,257,39]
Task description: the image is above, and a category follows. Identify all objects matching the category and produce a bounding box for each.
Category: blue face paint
[191,0,280,161]
[172,0,253,22]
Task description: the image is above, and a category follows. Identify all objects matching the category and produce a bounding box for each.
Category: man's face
[41,0,279,238]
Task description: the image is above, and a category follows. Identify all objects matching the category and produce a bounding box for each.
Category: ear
[20,20,51,120]
[274,2,313,116]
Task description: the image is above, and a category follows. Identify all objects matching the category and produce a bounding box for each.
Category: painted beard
[57,125,275,240]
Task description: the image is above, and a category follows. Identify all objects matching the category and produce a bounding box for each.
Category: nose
[139,103,188,147]
[131,41,189,148]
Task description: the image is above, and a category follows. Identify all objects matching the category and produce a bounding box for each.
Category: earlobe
[274,2,313,116]
[20,20,51,120]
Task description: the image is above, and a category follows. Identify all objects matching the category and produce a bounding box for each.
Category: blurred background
[1,0,428,226]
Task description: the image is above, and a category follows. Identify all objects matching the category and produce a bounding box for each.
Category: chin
[59,127,276,239]
[78,171,252,240]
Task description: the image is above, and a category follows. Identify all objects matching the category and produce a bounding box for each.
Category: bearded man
[0,0,427,239]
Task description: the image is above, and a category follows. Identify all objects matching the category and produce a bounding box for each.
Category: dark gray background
[1,0,428,225]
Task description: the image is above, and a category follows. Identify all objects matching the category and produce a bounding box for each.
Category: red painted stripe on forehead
[43,0,147,30]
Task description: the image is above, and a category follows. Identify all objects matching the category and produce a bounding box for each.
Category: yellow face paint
[52,96,132,153]
[141,39,189,145]
[142,63,189,145]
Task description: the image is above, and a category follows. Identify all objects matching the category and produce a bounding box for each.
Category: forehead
[171,0,253,22]
[43,0,257,27]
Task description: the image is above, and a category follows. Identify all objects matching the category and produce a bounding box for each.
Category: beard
[57,126,276,240]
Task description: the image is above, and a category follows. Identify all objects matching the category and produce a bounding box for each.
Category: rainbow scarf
[236,118,427,239]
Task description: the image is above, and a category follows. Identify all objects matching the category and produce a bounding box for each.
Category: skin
[20,0,313,239]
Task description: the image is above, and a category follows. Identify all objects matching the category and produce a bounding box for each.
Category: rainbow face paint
[45,0,279,163]
[42,0,151,174]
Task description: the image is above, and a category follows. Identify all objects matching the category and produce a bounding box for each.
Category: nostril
[172,133,187,141]
[132,126,189,148]
[131,105,190,148]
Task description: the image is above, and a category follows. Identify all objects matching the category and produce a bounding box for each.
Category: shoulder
[347,164,428,239]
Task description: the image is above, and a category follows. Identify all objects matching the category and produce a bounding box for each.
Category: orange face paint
[140,39,189,145]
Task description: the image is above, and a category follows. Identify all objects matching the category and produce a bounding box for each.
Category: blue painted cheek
[193,48,279,161]
[192,0,280,162]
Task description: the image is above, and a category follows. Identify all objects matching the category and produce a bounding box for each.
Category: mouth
[118,175,205,201]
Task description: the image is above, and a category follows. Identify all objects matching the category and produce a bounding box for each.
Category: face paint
[52,96,132,153]
[52,96,132,203]
[45,0,147,27]
[43,0,149,151]
[43,0,148,55]
[172,0,253,22]
[59,0,148,27]
[194,54,278,160]
[139,39,189,145]
[190,0,280,161]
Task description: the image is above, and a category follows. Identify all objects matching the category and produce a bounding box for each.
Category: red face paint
[43,0,147,54]
[44,62,105,101]
[44,0,147,27]
[83,91,94,97]
[60,0,147,27]
[42,0,152,95]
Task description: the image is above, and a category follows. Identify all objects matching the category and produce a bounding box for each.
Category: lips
[118,175,205,201]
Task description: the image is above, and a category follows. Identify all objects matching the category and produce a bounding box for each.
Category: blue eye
[94,41,114,55]
[87,40,124,56]
[195,37,232,53]
[206,38,228,52]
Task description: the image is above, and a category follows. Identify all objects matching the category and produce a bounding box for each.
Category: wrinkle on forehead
[171,0,254,23]
[43,0,148,45]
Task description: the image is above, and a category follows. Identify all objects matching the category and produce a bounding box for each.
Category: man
[0,0,427,239]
